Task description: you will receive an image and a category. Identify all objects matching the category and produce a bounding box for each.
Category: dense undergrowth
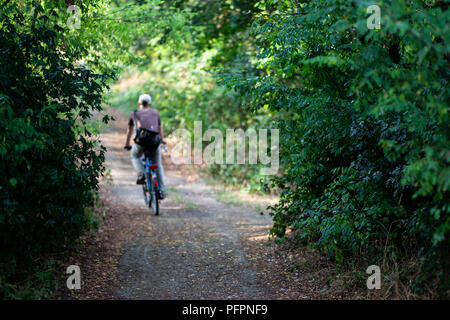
[0,2,111,298]
[218,0,449,296]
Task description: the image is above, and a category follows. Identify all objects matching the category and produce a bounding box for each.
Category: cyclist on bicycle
[124,94,166,199]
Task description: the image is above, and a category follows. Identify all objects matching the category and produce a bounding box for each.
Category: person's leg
[150,145,166,197]
[131,144,145,182]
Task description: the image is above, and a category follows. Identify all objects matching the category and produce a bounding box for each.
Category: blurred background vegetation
[0,0,448,298]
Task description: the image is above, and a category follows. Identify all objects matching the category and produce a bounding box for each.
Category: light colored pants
[131,144,165,193]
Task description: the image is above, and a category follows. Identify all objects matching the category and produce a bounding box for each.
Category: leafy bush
[219,0,449,293]
[0,3,111,297]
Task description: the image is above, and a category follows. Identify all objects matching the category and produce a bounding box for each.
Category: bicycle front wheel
[142,184,149,206]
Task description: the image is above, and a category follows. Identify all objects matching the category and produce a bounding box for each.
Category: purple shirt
[129,108,161,133]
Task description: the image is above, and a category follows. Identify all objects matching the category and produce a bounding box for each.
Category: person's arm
[124,115,134,150]
[158,113,166,144]
[159,125,166,144]
[125,125,134,148]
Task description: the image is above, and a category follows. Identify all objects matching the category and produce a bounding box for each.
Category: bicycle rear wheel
[151,190,159,215]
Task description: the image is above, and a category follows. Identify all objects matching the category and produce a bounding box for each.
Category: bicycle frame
[144,157,158,192]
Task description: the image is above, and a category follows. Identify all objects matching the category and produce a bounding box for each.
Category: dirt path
[59,110,360,300]
[99,110,280,299]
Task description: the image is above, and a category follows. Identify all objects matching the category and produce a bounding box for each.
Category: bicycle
[141,149,161,216]
[124,144,167,215]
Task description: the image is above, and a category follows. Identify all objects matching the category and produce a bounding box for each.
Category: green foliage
[0,259,58,299]
[0,3,112,298]
[107,0,272,189]
[108,52,272,188]
[218,0,449,293]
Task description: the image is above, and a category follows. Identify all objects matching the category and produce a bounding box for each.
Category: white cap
[138,94,152,105]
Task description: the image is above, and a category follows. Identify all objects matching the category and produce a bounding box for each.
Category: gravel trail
[101,113,276,300]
